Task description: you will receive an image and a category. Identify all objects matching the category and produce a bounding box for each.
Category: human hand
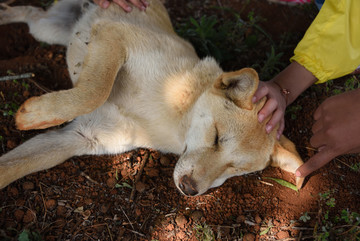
[252,80,287,140]
[93,0,149,12]
[296,88,360,177]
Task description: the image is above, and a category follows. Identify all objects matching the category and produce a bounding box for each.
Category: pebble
[243,233,256,241]
[190,210,203,222]
[22,181,35,191]
[160,155,171,166]
[255,214,262,224]
[135,181,146,193]
[23,210,34,223]
[277,231,290,239]
[106,177,116,188]
[45,199,57,210]
[14,209,24,222]
[175,214,187,228]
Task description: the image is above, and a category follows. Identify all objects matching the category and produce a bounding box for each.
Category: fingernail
[252,96,257,103]
[144,0,149,6]
[102,1,110,8]
[295,170,301,177]
[141,6,146,11]
[276,133,280,140]
[258,113,264,122]
[126,6,132,11]
[266,125,272,133]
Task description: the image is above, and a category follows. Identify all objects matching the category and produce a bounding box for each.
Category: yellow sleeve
[290,0,360,84]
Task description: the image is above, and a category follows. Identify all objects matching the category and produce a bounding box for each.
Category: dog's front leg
[15,22,127,130]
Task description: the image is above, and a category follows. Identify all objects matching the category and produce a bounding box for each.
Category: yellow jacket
[290,0,360,83]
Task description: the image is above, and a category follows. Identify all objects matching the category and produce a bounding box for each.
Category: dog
[0,0,304,195]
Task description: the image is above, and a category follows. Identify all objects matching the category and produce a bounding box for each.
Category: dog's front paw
[15,96,66,130]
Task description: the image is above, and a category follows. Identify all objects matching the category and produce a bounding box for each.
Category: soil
[0,0,359,240]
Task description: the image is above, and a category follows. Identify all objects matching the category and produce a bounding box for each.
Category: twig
[130,151,149,201]
[27,78,52,93]
[119,205,135,231]
[39,182,48,225]
[259,180,274,186]
[125,228,146,237]
[0,72,34,81]
[80,171,99,185]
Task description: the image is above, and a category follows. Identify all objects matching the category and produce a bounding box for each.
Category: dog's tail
[0,0,93,45]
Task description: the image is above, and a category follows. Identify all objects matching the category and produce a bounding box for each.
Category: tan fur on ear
[271,135,304,189]
[213,68,259,110]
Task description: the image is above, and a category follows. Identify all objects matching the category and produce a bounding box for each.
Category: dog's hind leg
[0,0,84,45]
[0,124,91,189]
[15,21,127,130]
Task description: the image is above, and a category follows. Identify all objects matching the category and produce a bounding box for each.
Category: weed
[115,182,132,189]
[194,223,215,241]
[18,229,43,241]
[350,162,360,172]
[310,189,360,240]
[286,104,302,120]
[299,212,311,223]
[175,10,288,80]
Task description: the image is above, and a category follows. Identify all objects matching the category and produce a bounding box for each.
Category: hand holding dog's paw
[16,95,66,130]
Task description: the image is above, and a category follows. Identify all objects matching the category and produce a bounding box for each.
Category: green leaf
[263,177,298,192]
[115,182,132,189]
[260,225,272,235]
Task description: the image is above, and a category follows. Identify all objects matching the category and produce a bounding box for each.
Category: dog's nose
[179,175,198,196]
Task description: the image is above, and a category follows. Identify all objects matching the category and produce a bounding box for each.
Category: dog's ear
[213,68,259,110]
[271,135,305,189]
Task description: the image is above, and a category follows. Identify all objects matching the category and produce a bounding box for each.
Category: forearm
[271,61,317,106]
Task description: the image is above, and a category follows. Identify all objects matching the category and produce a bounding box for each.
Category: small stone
[23,210,34,223]
[14,209,24,222]
[255,214,262,224]
[176,231,186,239]
[277,231,290,239]
[100,203,110,213]
[190,210,203,222]
[22,181,35,191]
[236,215,246,223]
[106,177,116,188]
[160,155,171,166]
[45,199,56,210]
[166,223,174,231]
[6,140,17,149]
[135,181,146,193]
[56,206,67,217]
[135,208,141,216]
[175,214,187,228]
[243,233,256,241]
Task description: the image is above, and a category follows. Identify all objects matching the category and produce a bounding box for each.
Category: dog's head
[173,68,304,196]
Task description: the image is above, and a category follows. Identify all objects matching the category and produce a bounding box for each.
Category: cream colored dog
[0,0,304,195]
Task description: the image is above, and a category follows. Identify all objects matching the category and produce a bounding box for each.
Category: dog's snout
[179,175,198,196]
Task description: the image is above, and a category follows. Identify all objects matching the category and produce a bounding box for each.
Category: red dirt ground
[0,0,359,240]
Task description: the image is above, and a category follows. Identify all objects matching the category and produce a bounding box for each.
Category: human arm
[93,0,149,11]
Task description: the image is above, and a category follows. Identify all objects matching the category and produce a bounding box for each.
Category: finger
[252,83,269,103]
[113,0,132,12]
[265,108,283,133]
[313,104,322,121]
[309,130,326,148]
[141,0,149,6]
[311,119,322,134]
[258,98,278,123]
[296,147,336,177]
[276,119,285,140]
[129,0,147,10]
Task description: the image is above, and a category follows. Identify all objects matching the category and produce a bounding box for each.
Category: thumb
[295,148,335,177]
